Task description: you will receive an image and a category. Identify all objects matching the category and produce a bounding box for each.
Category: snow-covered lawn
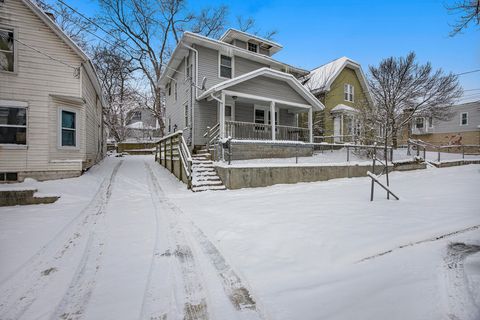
[1,156,479,320]
[225,147,480,166]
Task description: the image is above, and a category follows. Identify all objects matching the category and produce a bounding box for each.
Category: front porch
[215,90,314,143]
[197,68,324,146]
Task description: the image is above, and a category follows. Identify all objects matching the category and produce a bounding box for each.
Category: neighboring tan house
[0,0,105,182]
[159,29,324,149]
[303,57,373,143]
[409,101,480,145]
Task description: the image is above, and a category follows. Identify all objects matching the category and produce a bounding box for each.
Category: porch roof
[331,104,359,114]
[197,68,325,111]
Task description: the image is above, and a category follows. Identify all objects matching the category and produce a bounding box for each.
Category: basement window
[0,172,18,181]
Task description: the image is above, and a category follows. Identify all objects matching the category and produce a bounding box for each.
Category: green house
[303,57,373,143]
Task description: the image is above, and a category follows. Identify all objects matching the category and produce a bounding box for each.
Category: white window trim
[344,84,354,103]
[253,104,279,125]
[428,116,434,128]
[0,100,28,147]
[57,107,80,150]
[415,117,424,129]
[218,52,234,79]
[460,112,468,126]
[0,25,18,74]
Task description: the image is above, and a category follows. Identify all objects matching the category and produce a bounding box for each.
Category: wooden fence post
[170,136,173,173]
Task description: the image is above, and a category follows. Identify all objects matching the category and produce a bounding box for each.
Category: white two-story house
[159,29,324,150]
[0,0,106,182]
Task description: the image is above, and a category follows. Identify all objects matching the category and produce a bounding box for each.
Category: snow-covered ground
[1,156,479,320]
[225,147,480,166]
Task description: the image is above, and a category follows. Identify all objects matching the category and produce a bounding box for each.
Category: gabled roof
[303,57,373,104]
[198,67,324,111]
[20,0,105,106]
[219,28,283,55]
[158,32,308,89]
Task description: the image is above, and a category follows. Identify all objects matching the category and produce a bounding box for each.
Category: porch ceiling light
[232,96,238,100]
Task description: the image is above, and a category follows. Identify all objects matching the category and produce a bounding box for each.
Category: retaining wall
[229,142,313,161]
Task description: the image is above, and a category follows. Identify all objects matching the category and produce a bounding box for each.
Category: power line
[54,0,188,79]
[456,69,480,76]
[14,38,79,72]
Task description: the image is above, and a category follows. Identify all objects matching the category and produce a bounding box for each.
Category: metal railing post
[437,149,441,162]
[462,146,465,159]
[370,146,376,201]
[296,143,299,164]
[347,146,350,162]
[390,147,393,162]
[423,147,426,160]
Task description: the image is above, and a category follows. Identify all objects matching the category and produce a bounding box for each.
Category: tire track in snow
[50,160,122,320]
[358,224,480,262]
[147,162,266,320]
[0,160,123,320]
[142,162,208,320]
[444,242,480,320]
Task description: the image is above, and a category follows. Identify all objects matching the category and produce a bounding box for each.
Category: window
[344,84,354,102]
[174,82,177,101]
[247,42,258,53]
[0,106,27,144]
[461,112,468,125]
[219,54,232,79]
[184,103,188,128]
[0,172,18,182]
[60,110,76,147]
[168,117,171,133]
[0,28,14,72]
[428,116,433,128]
[167,83,171,96]
[131,111,141,121]
[415,117,424,129]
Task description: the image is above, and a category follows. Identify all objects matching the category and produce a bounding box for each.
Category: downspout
[182,43,199,147]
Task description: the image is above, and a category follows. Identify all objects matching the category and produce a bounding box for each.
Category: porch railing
[225,120,309,142]
[155,130,192,188]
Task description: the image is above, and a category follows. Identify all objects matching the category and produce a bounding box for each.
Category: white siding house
[0,0,105,182]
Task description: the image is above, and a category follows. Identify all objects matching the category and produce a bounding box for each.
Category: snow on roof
[126,121,156,130]
[331,104,359,113]
[304,57,360,93]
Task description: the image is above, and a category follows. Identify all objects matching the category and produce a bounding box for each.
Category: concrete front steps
[191,149,226,192]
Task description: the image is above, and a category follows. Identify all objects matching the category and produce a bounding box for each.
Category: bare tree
[368,52,463,148]
[236,16,278,40]
[92,44,141,142]
[33,0,97,52]
[96,0,230,135]
[446,0,480,36]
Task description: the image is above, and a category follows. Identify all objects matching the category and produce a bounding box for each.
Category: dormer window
[248,42,258,53]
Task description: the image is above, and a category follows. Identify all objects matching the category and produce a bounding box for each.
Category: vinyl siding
[228,76,309,105]
[165,57,190,136]
[429,103,480,134]
[0,0,102,175]
[235,56,268,77]
[194,99,217,144]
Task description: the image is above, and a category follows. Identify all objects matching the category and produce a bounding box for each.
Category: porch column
[270,101,276,140]
[308,108,313,143]
[219,91,225,139]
